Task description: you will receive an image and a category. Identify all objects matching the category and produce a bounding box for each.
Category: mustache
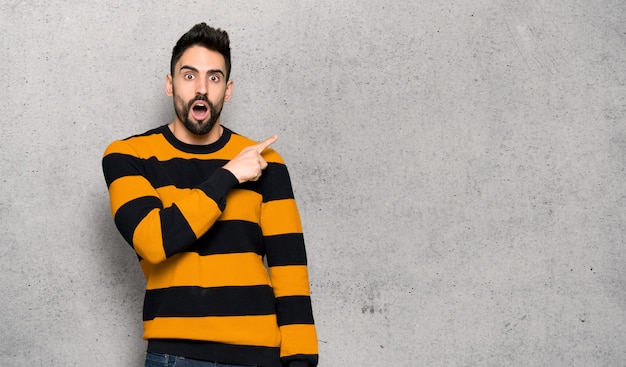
[188,93,213,108]
[192,93,209,103]
[187,93,215,112]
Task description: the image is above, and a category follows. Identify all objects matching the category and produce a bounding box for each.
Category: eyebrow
[179,65,225,76]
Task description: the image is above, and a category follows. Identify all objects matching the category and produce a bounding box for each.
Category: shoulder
[103,126,167,158]
[226,128,285,165]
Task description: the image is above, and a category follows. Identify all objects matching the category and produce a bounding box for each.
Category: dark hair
[170,23,231,80]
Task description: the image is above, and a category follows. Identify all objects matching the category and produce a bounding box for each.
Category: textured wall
[1,1,625,366]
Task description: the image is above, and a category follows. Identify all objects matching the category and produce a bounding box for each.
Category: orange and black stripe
[102,125,318,367]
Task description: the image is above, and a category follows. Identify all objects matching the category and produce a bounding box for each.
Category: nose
[196,78,208,95]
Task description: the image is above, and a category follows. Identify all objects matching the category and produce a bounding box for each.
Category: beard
[173,92,224,136]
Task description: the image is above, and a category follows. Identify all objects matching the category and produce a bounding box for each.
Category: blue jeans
[144,353,257,367]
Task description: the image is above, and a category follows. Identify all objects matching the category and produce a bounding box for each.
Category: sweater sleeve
[102,139,238,264]
[260,157,319,367]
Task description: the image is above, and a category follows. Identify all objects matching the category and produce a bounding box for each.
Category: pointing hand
[223,135,278,183]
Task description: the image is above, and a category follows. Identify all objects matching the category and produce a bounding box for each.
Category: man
[102,23,318,367]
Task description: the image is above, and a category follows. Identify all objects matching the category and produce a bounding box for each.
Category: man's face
[166,46,233,136]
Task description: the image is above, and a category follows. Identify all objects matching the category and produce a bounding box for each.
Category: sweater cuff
[198,168,238,211]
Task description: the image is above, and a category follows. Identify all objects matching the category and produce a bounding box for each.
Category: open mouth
[191,101,209,121]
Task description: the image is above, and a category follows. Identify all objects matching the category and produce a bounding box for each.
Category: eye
[209,75,220,82]
[184,73,194,80]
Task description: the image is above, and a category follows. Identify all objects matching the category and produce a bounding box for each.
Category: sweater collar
[160,124,232,154]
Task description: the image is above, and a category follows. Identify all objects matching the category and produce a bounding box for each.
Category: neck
[168,120,223,145]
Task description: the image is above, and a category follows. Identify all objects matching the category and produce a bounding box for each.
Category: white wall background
[1,1,625,365]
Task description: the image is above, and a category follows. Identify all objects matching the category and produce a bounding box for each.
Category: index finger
[256,135,278,153]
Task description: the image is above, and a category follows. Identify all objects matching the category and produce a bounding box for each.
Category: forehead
[175,46,226,73]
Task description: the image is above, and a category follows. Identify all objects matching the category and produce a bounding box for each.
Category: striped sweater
[102,125,318,367]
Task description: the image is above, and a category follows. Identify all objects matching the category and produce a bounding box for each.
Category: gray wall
[2,1,625,366]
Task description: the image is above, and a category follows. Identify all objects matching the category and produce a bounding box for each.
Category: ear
[224,79,234,102]
[165,74,173,97]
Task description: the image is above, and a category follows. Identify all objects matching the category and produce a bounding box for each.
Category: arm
[102,135,278,265]
[261,159,319,367]
[102,139,237,264]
